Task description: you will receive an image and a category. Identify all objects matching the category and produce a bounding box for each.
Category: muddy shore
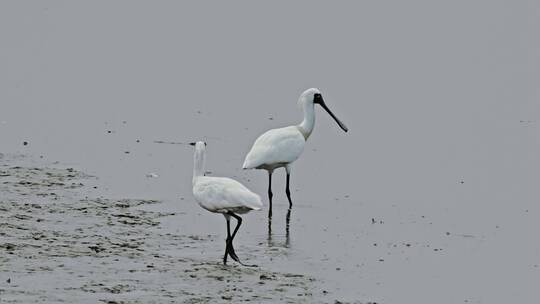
[0,154,352,303]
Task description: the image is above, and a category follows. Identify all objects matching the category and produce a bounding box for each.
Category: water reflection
[267,208,292,248]
[285,208,291,248]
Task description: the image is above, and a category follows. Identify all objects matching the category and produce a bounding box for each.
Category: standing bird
[190,141,262,266]
[242,88,348,212]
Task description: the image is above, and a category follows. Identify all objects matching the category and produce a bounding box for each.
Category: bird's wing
[243,126,305,169]
[193,177,263,212]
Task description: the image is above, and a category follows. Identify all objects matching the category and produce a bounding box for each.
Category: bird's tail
[250,196,263,211]
[242,159,253,170]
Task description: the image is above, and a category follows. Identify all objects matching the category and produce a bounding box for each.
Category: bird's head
[298,88,348,132]
[189,141,207,152]
[298,88,322,107]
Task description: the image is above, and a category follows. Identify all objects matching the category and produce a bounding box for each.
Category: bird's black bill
[189,142,207,147]
[319,101,348,132]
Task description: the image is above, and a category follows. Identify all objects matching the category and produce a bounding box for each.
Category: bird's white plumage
[191,141,262,214]
[193,176,263,213]
[241,88,347,211]
[190,141,261,266]
[242,126,305,170]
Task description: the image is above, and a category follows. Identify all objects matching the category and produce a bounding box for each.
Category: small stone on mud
[89,245,104,253]
[23,141,28,146]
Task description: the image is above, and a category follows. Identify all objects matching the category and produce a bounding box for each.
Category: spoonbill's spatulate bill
[190,141,263,266]
[242,88,348,212]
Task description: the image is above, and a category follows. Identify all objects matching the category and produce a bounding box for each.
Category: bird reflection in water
[267,208,292,248]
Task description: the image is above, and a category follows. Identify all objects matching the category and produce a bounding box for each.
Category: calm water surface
[2,2,540,303]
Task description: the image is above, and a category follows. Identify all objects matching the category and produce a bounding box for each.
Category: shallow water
[2,1,540,303]
[0,156,322,303]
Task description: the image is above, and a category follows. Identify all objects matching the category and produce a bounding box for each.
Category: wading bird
[190,141,262,266]
[242,88,348,212]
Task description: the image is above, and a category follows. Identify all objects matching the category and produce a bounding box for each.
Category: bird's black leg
[268,170,273,217]
[227,212,257,267]
[285,171,293,208]
[226,213,241,263]
[223,216,232,265]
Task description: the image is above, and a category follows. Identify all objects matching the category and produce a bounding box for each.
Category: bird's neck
[298,102,315,140]
[193,148,206,185]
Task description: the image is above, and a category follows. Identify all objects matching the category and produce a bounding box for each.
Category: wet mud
[0,155,324,303]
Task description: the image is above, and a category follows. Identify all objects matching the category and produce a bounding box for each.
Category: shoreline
[0,154,326,304]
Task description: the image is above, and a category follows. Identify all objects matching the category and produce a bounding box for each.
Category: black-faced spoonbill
[242,88,348,212]
[190,141,263,266]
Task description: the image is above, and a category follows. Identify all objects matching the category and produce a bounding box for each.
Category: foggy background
[1,1,539,303]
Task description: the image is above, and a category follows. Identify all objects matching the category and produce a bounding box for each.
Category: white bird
[243,88,348,212]
[190,141,262,266]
